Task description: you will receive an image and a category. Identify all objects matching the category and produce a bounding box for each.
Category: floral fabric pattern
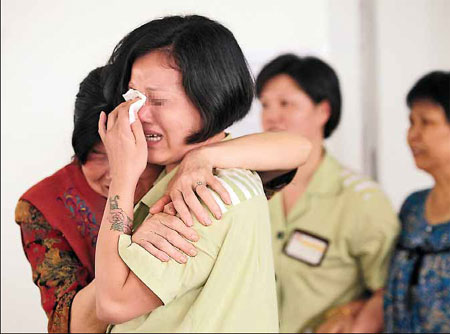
[57,187,100,247]
[384,189,450,333]
[16,200,92,333]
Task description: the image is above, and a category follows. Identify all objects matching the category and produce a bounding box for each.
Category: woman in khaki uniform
[256,54,399,333]
[94,15,299,333]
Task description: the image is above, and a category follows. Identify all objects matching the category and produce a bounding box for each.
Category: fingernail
[205,217,212,225]
[189,248,197,256]
[180,256,187,263]
[162,255,170,262]
[191,234,199,241]
[215,212,222,219]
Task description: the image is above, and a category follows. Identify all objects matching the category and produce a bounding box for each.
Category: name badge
[283,229,330,266]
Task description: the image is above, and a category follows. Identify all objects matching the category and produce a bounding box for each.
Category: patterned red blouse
[15,162,106,333]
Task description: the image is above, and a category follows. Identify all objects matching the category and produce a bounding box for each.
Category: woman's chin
[147,149,184,168]
[413,157,432,173]
[146,153,169,166]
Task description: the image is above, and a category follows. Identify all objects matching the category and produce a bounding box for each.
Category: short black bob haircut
[406,70,450,123]
[72,66,113,164]
[256,54,341,139]
[103,15,254,144]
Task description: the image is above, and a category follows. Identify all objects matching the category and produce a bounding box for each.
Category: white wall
[326,0,364,172]
[1,1,332,332]
[375,0,450,209]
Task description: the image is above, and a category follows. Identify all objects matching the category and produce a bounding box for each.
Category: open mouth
[145,133,163,142]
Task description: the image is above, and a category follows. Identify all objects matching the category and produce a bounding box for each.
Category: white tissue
[122,89,147,124]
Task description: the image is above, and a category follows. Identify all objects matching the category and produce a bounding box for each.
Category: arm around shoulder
[198,131,312,171]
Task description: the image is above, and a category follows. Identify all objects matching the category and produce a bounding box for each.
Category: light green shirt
[111,166,279,333]
[269,152,400,333]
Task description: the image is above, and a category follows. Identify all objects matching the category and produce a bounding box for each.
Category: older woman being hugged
[14,67,159,333]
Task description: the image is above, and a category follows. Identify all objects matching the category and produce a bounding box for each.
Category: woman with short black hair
[256,54,399,333]
[104,15,254,145]
[256,54,342,139]
[384,71,450,333]
[94,15,311,332]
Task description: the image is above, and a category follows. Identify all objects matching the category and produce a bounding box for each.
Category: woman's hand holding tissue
[98,98,148,188]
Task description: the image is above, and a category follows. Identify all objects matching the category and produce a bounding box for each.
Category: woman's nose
[263,108,282,126]
[138,103,153,123]
[408,124,421,141]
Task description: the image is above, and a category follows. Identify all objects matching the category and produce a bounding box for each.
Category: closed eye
[280,100,289,107]
[150,99,166,106]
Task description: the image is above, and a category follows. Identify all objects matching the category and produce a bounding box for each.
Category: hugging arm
[137,132,310,262]
[196,131,311,171]
[150,131,311,225]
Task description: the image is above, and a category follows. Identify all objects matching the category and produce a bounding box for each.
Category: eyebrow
[129,81,155,89]
[145,87,160,94]
[128,85,168,96]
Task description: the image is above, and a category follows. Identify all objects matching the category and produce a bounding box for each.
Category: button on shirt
[269,152,400,333]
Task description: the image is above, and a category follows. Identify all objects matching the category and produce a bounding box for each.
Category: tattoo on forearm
[110,195,120,210]
[108,195,133,234]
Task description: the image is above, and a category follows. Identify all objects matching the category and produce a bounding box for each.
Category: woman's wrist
[108,180,137,206]
[109,175,139,192]
[186,146,215,169]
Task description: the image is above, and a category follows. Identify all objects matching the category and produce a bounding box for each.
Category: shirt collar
[306,150,343,196]
[137,166,178,209]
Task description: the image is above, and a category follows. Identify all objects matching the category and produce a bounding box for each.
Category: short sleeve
[15,200,91,333]
[118,218,227,305]
[349,189,400,291]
